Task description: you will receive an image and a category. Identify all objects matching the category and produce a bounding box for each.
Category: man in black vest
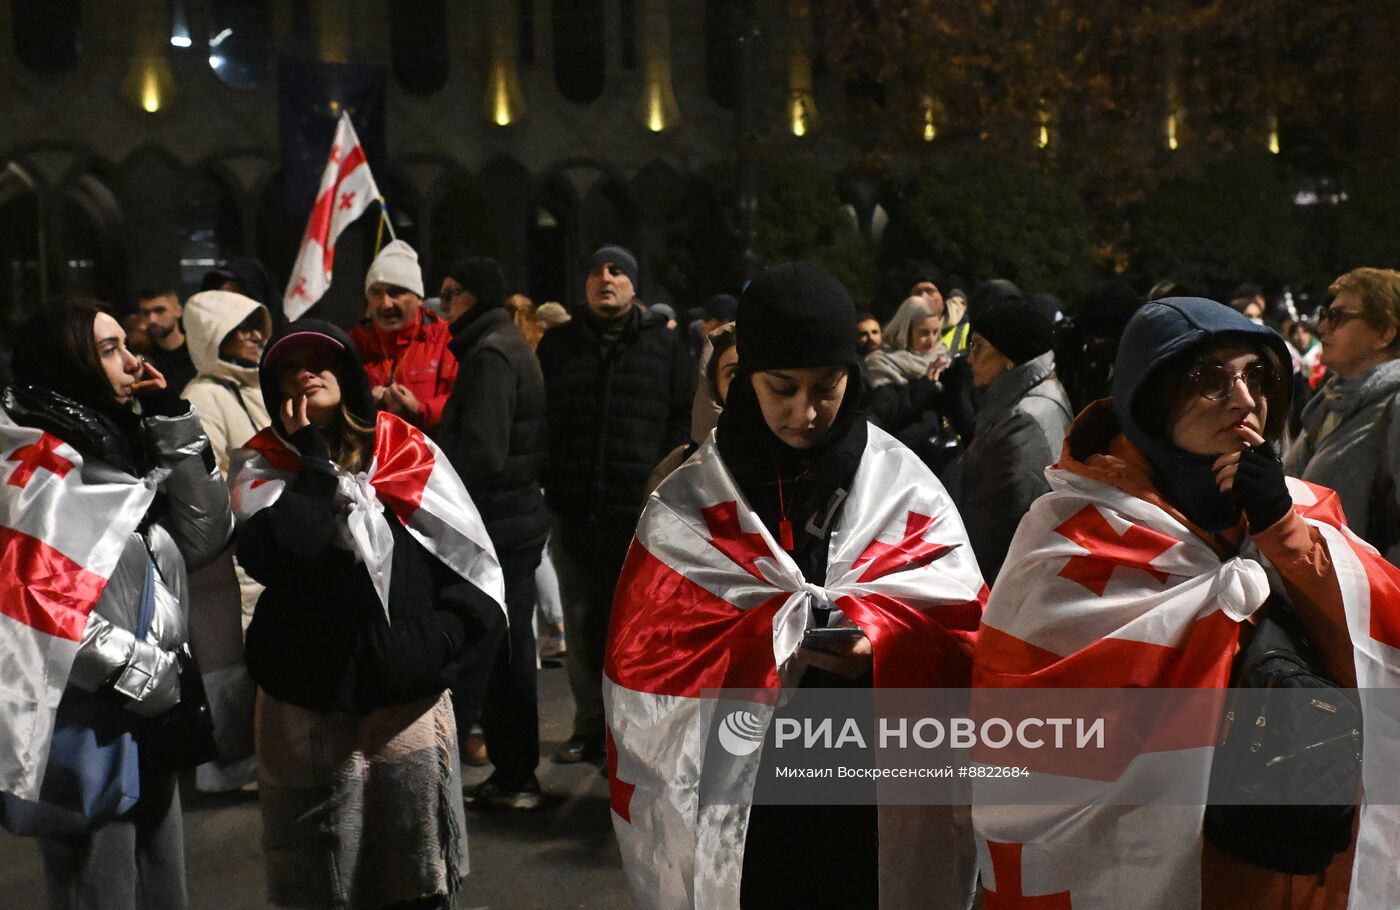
[437,258,550,808]
[537,244,692,762]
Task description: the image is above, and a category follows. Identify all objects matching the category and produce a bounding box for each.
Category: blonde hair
[883,296,937,353]
[505,293,543,350]
[1330,268,1400,352]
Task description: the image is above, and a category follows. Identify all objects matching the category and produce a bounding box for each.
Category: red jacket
[349,310,458,431]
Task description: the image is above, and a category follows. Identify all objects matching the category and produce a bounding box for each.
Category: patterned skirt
[255,689,467,909]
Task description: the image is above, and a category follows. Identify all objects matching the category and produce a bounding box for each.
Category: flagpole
[374,195,397,256]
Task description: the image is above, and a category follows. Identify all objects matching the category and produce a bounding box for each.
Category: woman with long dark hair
[1,297,233,909]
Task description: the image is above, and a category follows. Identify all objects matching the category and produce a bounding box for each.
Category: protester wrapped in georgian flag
[0,406,157,800]
[972,453,1400,910]
[229,409,504,618]
[605,424,986,910]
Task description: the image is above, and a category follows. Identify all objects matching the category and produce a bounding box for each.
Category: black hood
[1113,297,1293,531]
[258,318,375,445]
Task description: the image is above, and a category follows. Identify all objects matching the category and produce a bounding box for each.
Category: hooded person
[973,297,1400,909]
[178,289,273,792]
[605,263,986,910]
[948,299,1073,582]
[349,240,458,432]
[230,319,507,908]
[435,258,552,809]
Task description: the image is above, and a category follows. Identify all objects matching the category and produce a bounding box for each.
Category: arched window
[208,0,271,89]
[12,0,81,75]
[391,0,448,96]
[552,0,605,104]
[517,0,535,64]
[0,164,42,320]
[59,172,125,302]
[618,0,637,71]
[527,179,576,306]
[704,0,742,110]
[179,173,243,296]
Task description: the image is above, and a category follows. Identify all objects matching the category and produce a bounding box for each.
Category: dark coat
[437,305,549,555]
[239,453,503,714]
[536,305,692,528]
[241,318,503,714]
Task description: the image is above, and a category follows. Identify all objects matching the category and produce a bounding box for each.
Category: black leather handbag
[1204,598,1360,874]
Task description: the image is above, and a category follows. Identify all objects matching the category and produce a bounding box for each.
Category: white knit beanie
[364,240,424,298]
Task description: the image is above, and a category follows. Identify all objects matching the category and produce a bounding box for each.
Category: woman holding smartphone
[606,264,986,910]
[3,297,232,910]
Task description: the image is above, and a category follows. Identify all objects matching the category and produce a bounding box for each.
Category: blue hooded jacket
[1112,297,1293,531]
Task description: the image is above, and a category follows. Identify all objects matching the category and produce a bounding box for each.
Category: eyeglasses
[1186,362,1280,402]
[968,339,987,357]
[232,315,264,335]
[1317,306,1364,328]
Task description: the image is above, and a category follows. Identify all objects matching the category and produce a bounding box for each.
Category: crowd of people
[2,239,1399,910]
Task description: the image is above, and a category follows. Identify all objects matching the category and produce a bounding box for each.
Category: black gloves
[1235,444,1292,532]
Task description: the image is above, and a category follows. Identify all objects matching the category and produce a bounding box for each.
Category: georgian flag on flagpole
[0,406,157,800]
[605,425,987,910]
[971,468,1400,910]
[228,411,505,619]
[283,112,385,322]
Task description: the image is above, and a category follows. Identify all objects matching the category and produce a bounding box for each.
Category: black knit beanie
[967,279,1026,319]
[443,257,507,310]
[736,262,860,373]
[969,300,1054,365]
[591,244,639,290]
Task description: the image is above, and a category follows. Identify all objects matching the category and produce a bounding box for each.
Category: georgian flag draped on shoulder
[0,407,157,800]
[971,467,1400,910]
[229,411,505,619]
[282,111,383,321]
[605,425,987,910]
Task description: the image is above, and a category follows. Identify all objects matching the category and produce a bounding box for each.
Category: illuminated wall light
[790,95,812,137]
[141,66,161,112]
[646,84,666,132]
[1166,112,1179,150]
[491,64,514,125]
[921,96,937,142]
[123,56,175,114]
[170,0,192,47]
[635,0,681,133]
[483,1,526,127]
[1035,112,1051,149]
[1267,114,1281,155]
[787,0,816,138]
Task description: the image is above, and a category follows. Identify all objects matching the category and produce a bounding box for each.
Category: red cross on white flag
[0,412,156,801]
[282,112,385,321]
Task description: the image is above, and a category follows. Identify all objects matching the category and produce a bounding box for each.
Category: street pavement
[0,662,635,910]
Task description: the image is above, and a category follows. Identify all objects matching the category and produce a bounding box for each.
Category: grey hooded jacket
[949,351,1073,582]
[1284,357,1400,564]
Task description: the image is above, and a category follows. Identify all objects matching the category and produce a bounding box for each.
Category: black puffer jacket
[240,319,503,713]
[438,306,548,554]
[536,305,692,524]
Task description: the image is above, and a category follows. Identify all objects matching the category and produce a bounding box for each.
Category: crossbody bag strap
[211,378,260,437]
